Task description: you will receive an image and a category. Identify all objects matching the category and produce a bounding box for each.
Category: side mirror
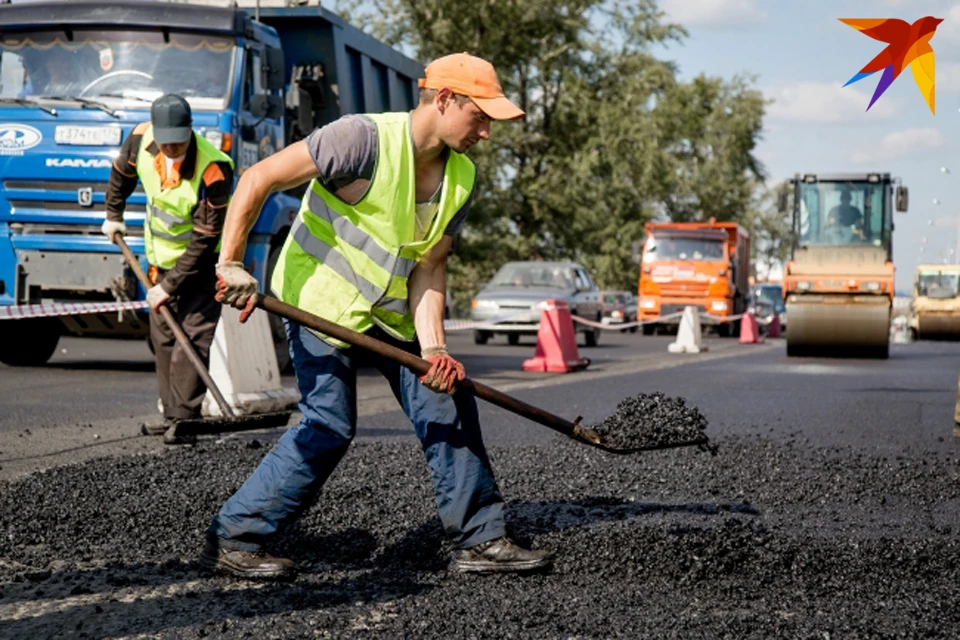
[251,94,284,120]
[777,189,788,213]
[262,47,285,92]
[297,87,314,134]
[896,186,908,212]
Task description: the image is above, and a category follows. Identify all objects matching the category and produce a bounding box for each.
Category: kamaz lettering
[45,158,113,169]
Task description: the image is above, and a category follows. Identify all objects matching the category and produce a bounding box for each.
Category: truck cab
[637,220,750,337]
[0,0,422,366]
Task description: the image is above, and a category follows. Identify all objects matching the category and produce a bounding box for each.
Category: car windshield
[0,29,236,110]
[917,270,960,298]
[644,236,725,261]
[490,264,576,289]
[797,179,886,248]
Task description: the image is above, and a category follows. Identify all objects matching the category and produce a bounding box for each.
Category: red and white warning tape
[0,300,148,320]
[442,310,532,332]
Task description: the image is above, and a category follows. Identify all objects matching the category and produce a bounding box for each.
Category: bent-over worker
[202,53,554,580]
[101,94,234,445]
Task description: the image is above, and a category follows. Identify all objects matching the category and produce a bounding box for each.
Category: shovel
[257,295,708,455]
[114,236,290,436]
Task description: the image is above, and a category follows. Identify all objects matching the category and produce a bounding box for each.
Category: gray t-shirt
[303,114,472,239]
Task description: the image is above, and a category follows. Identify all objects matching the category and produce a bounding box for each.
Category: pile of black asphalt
[589,391,718,453]
[1,432,959,638]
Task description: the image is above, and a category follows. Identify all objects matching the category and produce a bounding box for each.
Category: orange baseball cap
[419,52,524,121]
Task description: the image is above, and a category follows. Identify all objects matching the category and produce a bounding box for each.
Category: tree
[335,0,767,307]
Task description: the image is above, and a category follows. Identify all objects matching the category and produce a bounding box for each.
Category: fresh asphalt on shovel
[113,236,291,439]
[257,295,715,455]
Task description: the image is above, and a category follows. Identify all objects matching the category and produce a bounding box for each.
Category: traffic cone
[739,311,764,344]
[522,299,590,373]
[767,312,782,338]
[668,305,708,354]
[202,305,300,416]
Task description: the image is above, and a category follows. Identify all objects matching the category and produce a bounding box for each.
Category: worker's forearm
[409,265,447,351]
[218,169,270,263]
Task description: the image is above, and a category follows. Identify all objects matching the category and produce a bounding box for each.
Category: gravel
[1,434,959,639]
[589,391,717,454]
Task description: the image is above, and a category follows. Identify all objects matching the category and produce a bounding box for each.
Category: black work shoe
[450,537,554,574]
[162,423,196,446]
[199,539,296,581]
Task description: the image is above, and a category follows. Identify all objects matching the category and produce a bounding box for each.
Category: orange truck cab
[637,220,750,336]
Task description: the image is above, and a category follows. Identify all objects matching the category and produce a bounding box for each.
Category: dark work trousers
[149,272,221,422]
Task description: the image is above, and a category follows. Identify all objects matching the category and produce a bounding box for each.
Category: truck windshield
[644,237,725,261]
[797,180,886,248]
[0,29,235,110]
[917,270,960,298]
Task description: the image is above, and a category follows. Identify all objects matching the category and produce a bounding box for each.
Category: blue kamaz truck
[0,0,422,367]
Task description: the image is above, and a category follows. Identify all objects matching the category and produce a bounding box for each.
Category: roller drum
[786,297,890,358]
[916,314,960,339]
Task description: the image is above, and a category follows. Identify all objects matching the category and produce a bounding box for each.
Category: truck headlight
[640,298,656,309]
[202,129,232,152]
[711,300,728,312]
[472,299,499,310]
[797,281,812,291]
[861,282,881,292]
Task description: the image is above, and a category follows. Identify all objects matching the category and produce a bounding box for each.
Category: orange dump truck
[637,220,750,336]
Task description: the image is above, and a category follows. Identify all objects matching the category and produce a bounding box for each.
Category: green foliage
[335,0,774,311]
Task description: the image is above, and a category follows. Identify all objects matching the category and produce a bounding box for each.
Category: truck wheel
[0,317,61,366]
[266,244,292,373]
[507,334,520,346]
[584,316,601,347]
[642,324,656,336]
[473,330,490,345]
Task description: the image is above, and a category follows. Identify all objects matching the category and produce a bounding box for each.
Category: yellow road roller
[779,173,908,358]
[908,265,960,340]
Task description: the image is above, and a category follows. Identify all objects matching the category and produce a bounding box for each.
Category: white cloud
[659,0,767,29]
[764,81,898,124]
[937,61,960,92]
[850,128,944,164]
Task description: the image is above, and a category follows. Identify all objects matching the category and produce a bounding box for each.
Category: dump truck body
[783,172,906,358]
[637,220,750,336]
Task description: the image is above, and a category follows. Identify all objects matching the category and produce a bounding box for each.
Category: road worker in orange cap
[202,53,554,580]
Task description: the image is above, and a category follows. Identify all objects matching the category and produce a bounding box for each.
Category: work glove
[215,261,259,323]
[419,345,465,395]
[146,284,171,313]
[101,219,126,242]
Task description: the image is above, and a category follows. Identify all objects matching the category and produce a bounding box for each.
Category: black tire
[0,317,61,366]
[584,316,601,347]
[266,244,292,373]
[473,330,490,345]
[507,333,520,346]
[642,324,656,336]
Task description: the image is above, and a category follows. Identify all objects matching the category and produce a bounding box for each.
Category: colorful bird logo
[840,17,942,114]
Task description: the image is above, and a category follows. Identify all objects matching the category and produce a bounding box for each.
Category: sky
[651,0,960,293]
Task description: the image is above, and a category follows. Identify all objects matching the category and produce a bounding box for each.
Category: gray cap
[151,94,192,144]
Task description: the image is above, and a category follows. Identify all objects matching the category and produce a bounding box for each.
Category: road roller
[908,265,960,340]
[779,173,908,358]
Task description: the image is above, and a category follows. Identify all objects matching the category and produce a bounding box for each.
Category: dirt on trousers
[1,433,959,639]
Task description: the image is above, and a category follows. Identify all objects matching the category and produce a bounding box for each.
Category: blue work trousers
[207,320,506,551]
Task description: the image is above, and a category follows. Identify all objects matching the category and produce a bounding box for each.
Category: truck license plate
[54,126,123,146]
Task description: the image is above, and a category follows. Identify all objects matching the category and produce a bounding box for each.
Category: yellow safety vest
[136,125,234,269]
[270,112,476,344]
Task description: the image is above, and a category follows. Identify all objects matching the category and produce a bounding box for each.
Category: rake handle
[114,235,235,418]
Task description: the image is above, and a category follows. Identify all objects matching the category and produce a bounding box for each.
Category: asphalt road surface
[2,329,960,637]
